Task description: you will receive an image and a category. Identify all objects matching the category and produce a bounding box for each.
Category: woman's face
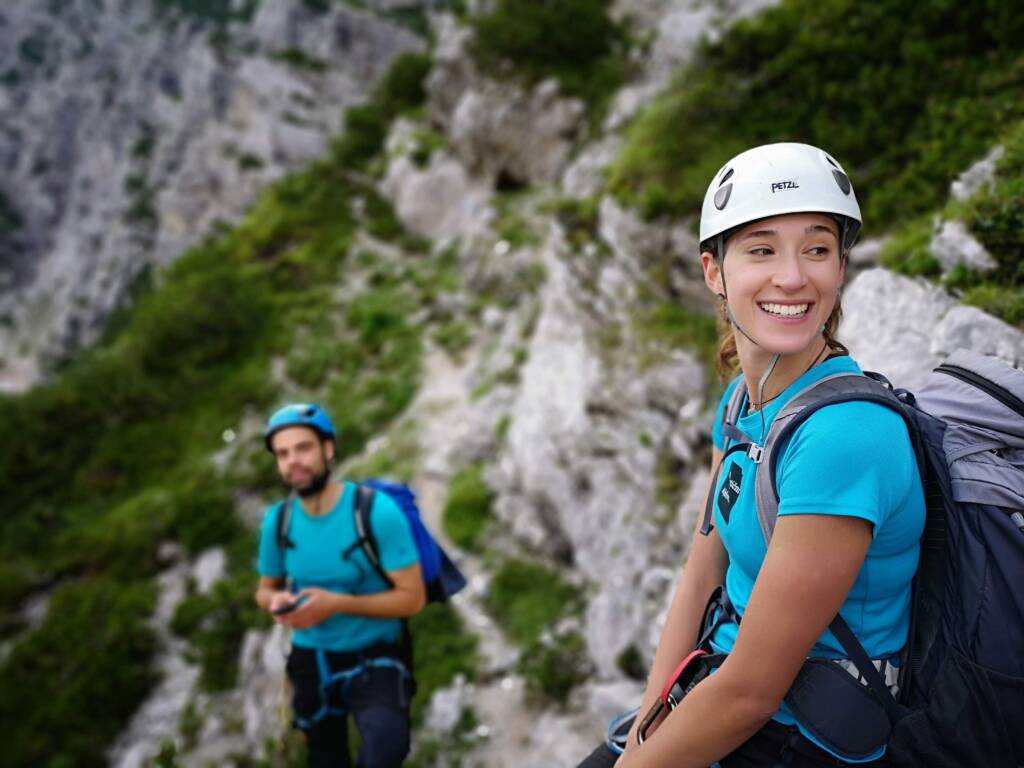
[701,212,845,358]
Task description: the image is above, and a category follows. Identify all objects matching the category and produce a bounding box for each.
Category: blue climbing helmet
[264,403,336,452]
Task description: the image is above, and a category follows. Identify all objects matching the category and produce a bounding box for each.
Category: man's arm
[278,563,426,630]
[254,575,292,613]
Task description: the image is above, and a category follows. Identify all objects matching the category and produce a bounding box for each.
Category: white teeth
[760,302,809,317]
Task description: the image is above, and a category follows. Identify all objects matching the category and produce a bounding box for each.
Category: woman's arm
[619,513,872,767]
[621,447,730,753]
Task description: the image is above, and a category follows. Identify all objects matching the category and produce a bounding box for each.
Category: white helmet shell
[699,142,862,252]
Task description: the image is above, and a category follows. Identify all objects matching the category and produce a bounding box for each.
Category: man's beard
[293,467,332,498]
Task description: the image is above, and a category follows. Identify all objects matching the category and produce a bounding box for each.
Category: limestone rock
[426,16,585,186]
[950,145,1004,202]
[0,0,422,391]
[842,267,1024,386]
[930,219,997,274]
[381,121,493,245]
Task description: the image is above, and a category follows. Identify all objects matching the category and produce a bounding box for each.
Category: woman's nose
[771,253,808,290]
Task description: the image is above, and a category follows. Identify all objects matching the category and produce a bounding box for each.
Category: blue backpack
[274,479,466,603]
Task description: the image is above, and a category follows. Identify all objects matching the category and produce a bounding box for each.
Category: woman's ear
[701,251,724,297]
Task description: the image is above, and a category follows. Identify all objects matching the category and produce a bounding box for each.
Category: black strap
[828,615,906,723]
[275,493,297,551]
[354,484,390,585]
[700,441,755,535]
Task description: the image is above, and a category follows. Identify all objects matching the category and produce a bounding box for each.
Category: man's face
[270,426,335,493]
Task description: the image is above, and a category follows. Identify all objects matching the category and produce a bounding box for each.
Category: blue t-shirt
[258,482,419,652]
[709,355,924,761]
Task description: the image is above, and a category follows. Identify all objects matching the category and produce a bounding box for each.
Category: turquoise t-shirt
[709,355,925,761]
[258,481,419,652]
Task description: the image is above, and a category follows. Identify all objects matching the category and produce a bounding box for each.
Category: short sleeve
[369,492,420,572]
[712,376,744,451]
[257,502,286,577]
[776,401,916,530]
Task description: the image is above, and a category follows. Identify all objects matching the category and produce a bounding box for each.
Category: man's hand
[276,587,339,629]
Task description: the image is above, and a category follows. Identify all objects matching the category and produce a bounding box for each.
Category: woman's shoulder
[790,397,914,461]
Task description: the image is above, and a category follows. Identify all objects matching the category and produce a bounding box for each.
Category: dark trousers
[577,720,892,768]
[287,645,411,768]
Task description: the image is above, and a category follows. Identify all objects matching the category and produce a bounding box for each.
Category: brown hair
[714,296,849,381]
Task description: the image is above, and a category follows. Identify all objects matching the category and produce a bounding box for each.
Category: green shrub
[519,630,592,704]
[409,602,479,724]
[271,48,328,72]
[0,578,157,768]
[470,0,630,118]
[484,559,582,648]
[172,536,268,691]
[633,300,718,370]
[442,465,494,551]
[610,0,1024,228]
[961,284,1024,327]
[616,643,646,681]
[878,216,941,277]
[433,319,473,361]
[333,52,432,170]
[963,178,1024,286]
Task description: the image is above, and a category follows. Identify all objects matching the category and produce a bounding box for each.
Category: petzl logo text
[771,180,799,193]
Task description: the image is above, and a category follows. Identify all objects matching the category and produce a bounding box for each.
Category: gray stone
[951,145,1005,202]
[842,267,1024,385]
[381,129,493,245]
[0,0,422,391]
[930,219,997,274]
[842,268,955,388]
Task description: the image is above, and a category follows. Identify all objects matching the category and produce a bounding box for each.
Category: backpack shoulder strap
[754,373,909,542]
[752,372,915,724]
[275,493,296,551]
[721,379,750,448]
[354,484,394,587]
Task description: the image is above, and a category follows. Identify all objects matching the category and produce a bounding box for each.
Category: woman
[580,143,925,767]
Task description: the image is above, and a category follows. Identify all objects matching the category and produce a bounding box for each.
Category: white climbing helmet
[699,142,862,254]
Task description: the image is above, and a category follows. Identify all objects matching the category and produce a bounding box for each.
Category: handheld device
[271,594,308,615]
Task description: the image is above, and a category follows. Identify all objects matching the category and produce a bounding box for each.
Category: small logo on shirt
[718,462,743,525]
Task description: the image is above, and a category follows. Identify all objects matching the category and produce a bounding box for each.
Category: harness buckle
[746,443,764,464]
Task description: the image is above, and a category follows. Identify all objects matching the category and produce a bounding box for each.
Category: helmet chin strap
[715,240,827,431]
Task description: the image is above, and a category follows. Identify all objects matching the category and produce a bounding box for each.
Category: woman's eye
[807,246,831,258]
[749,247,773,257]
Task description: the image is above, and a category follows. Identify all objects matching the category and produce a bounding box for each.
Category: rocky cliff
[2,2,1022,767]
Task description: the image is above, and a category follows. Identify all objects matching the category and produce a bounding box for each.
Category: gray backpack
[711,349,1024,766]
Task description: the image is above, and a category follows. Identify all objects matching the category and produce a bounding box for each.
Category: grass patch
[469,0,632,122]
[0,578,158,768]
[271,48,328,73]
[633,299,718,371]
[170,536,268,691]
[610,0,1024,229]
[409,602,479,724]
[878,215,941,277]
[518,629,592,705]
[484,559,582,648]
[333,52,432,172]
[442,465,494,552]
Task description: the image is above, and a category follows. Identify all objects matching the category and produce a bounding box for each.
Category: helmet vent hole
[825,154,839,169]
[832,170,852,195]
[714,183,733,210]
[719,167,734,184]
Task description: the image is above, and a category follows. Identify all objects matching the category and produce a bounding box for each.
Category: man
[254,403,425,768]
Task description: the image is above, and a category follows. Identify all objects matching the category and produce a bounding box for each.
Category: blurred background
[0,0,1021,766]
